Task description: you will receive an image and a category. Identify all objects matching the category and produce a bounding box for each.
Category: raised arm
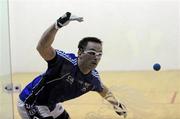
[36,12,83,61]
[99,84,127,118]
[36,24,58,61]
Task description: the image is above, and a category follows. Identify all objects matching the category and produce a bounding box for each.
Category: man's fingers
[116,111,127,118]
[114,102,127,118]
[70,15,84,22]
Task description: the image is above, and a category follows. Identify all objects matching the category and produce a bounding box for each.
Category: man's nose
[95,55,101,60]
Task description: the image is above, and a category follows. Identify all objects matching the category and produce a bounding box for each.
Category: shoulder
[56,49,77,65]
[90,69,103,92]
[91,69,100,79]
[91,69,102,85]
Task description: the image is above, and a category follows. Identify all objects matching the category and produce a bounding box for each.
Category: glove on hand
[114,102,127,118]
[55,12,83,29]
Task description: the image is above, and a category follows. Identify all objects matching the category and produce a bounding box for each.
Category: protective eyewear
[83,50,103,57]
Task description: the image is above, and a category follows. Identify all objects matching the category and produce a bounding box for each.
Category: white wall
[9,0,180,73]
[179,1,180,69]
[0,0,11,76]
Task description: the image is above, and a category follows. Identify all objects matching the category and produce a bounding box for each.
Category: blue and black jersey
[19,50,103,107]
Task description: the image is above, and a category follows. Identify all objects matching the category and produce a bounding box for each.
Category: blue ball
[153,63,161,71]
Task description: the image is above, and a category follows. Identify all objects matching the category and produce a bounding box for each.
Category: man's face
[78,41,102,70]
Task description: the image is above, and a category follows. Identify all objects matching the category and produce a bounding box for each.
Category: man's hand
[114,102,127,118]
[98,84,127,118]
[55,12,83,29]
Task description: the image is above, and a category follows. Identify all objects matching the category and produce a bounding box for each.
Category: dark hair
[78,37,102,51]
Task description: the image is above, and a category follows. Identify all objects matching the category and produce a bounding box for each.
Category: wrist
[55,21,62,29]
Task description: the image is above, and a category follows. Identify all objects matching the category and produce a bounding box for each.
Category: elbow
[36,43,43,52]
[36,44,40,51]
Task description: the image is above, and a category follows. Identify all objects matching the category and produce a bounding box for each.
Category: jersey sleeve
[46,49,77,68]
[91,70,103,92]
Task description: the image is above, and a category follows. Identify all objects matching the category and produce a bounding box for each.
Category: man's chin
[91,65,97,69]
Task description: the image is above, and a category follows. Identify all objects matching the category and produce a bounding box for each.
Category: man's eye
[88,52,96,55]
[97,53,102,56]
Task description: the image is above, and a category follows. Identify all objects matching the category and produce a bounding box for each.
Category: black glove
[114,102,127,118]
[55,12,83,29]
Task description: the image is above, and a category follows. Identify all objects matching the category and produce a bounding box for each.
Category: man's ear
[78,50,83,56]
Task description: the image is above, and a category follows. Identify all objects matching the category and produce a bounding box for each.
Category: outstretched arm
[36,12,83,61]
[99,84,127,118]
